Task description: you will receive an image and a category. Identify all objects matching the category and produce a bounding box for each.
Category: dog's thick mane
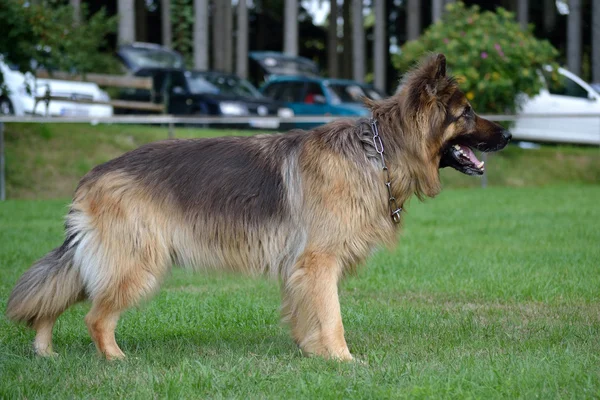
[361,54,460,200]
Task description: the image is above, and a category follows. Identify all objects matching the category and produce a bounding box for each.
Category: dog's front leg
[282,252,352,361]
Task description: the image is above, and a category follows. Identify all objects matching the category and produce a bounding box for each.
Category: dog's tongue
[459,144,481,165]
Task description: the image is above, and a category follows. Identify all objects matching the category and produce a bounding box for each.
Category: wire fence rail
[1,113,600,201]
[3,113,600,124]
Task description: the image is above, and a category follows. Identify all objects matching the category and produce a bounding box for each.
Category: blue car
[260,76,387,128]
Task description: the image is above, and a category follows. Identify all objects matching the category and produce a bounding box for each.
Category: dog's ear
[425,54,447,97]
[434,54,446,80]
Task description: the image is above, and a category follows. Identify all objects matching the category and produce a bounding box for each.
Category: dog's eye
[462,106,472,118]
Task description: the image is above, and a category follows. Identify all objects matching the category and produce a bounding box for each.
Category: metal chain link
[370,119,402,224]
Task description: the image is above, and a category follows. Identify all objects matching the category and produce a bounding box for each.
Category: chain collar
[370,119,402,224]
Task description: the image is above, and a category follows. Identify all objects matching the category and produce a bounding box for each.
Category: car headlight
[277,107,294,118]
[219,102,248,116]
[97,90,110,102]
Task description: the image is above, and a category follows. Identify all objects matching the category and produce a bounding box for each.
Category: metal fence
[1,113,600,201]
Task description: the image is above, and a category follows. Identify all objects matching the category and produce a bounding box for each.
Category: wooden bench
[33,71,165,114]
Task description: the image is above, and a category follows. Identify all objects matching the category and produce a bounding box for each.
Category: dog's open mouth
[440,142,485,176]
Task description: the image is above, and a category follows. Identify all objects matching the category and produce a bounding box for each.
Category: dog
[6,54,511,361]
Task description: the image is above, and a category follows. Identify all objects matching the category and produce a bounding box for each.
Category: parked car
[117,42,185,72]
[249,51,320,87]
[260,76,383,128]
[511,66,600,145]
[0,57,113,117]
[118,68,292,128]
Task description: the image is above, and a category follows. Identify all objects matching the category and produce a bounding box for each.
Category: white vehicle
[512,66,600,145]
[0,59,113,117]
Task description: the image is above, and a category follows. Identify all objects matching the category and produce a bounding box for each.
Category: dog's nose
[502,130,512,142]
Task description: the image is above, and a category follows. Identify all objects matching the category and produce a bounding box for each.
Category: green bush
[0,0,119,80]
[393,2,559,114]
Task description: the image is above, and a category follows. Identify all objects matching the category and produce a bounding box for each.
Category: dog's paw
[34,346,58,357]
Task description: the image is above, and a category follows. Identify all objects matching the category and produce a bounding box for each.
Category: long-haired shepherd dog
[7,54,510,361]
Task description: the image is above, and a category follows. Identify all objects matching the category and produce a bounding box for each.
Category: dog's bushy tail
[6,244,84,326]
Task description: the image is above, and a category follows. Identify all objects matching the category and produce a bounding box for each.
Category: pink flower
[494,44,505,58]
[443,38,449,44]
[481,52,488,59]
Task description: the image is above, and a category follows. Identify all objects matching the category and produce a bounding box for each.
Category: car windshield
[257,57,319,76]
[183,72,220,94]
[325,83,370,104]
[120,47,184,69]
[362,87,386,100]
[199,73,263,98]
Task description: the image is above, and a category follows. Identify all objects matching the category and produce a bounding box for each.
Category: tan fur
[6,54,510,361]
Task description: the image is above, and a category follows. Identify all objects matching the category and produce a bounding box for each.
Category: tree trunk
[161,0,172,49]
[374,0,386,90]
[407,0,420,41]
[567,0,582,76]
[342,0,352,79]
[194,0,209,70]
[593,0,600,82]
[236,0,249,79]
[517,0,528,31]
[118,0,136,45]
[284,0,298,56]
[223,0,233,73]
[352,0,365,82]
[328,0,338,78]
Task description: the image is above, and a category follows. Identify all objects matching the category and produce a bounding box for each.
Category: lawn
[1,185,599,398]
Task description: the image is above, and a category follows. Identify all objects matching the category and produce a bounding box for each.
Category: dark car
[117,42,185,72]
[118,68,292,128]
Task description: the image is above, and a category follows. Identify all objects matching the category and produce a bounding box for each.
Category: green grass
[3,122,600,199]
[1,185,599,398]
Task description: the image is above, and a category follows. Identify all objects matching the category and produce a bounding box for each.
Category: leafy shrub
[0,0,119,77]
[393,2,559,114]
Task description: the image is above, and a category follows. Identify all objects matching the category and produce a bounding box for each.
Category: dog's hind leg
[282,252,352,361]
[84,263,166,360]
[81,239,169,360]
[33,316,58,357]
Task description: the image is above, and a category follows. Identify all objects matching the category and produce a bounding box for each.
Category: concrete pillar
[237,0,249,79]
[194,0,209,70]
[284,0,298,56]
[407,0,421,41]
[374,0,386,90]
[567,0,582,75]
[161,0,172,48]
[118,0,136,45]
[328,0,339,78]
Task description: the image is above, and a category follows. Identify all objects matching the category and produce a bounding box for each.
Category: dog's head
[393,54,511,177]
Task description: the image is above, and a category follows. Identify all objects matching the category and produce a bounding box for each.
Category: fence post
[0,121,5,201]
[168,121,174,139]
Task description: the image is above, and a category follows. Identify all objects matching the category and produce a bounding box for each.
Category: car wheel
[0,97,15,115]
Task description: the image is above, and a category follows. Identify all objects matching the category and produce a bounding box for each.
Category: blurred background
[0,0,599,199]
